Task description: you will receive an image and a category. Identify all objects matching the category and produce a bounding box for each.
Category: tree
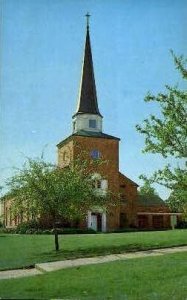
[139,181,158,198]
[136,52,187,212]
[138,181,164,206]
[6,158,112,251]
[166,190,187,216]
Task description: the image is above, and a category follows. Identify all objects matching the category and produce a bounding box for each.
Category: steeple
[72,14,103,134]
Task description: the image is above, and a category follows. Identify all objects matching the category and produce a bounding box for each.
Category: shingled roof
[73,24,102,117]
[138,194,167,207]
[57,130,120,148]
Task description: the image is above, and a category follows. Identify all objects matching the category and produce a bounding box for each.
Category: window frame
[89,119,97,129]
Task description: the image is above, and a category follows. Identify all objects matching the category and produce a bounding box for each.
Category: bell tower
[57,14,138,232]
[72,13,103,134]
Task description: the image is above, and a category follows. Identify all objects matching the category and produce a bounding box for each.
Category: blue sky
[1,0,187,198]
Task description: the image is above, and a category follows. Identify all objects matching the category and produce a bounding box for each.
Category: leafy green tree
[166,189,187,216]
[139,181,158,198]
[138,181,163,206]
[136,52,187,212]
[6,158,112,251]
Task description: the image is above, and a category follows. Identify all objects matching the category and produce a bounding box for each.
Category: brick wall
[58,135,121,230]
[58,140,74,168]
[119,173,138,227]
[57,135,140,231]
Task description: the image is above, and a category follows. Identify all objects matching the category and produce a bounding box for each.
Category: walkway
[1,245,187,280]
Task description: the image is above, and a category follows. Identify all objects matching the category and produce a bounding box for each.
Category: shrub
[109,228,138,233]
[176,220,187,229]
[2,217,97,235]
[15,220,40,234]
[1,228,16,234]
[25,229,37,234]
[41,229,52,234]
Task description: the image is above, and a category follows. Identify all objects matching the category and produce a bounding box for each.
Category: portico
[87,210,107,232]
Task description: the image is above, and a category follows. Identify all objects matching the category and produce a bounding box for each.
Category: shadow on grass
[37,242,187,262]
[2,243,187,271]
[34,242,179,262]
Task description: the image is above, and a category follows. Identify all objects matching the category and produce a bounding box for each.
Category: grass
[0,229,187,271]
[0,252,187,299]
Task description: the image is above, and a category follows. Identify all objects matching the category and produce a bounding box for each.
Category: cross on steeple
[85,12,90,28]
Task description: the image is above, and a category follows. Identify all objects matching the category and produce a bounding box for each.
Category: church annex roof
[73,19,102,118]
[138,194,167,207]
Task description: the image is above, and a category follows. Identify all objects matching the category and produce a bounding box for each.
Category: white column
[101,180,108,191]
[170,215,177,230]
[102,213,107,232]
[87,211,92,229]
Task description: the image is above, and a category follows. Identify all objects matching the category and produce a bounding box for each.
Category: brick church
[4,16,175,231]
[55,16,172,232]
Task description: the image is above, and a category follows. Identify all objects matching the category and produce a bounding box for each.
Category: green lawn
[0,252,187,299]
[0,229,187,271]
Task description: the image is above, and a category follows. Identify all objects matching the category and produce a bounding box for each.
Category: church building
[56,15,171,232]
[57,16,138,232]
[4,16,174,231]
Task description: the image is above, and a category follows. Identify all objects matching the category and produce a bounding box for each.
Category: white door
[91,215,97,231]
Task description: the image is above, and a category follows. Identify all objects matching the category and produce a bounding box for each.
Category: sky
[1,0,187,199]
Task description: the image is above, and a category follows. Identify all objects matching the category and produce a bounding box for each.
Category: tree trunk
[54,227,59,251]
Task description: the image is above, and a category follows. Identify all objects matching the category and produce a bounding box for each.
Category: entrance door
[91,214,97,231]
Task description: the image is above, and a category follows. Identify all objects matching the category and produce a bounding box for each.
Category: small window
[73,121,76,131]
[91,149,101,159]
[89,119,96,128]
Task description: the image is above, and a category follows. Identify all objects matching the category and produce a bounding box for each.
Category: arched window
[91,173,108,194]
